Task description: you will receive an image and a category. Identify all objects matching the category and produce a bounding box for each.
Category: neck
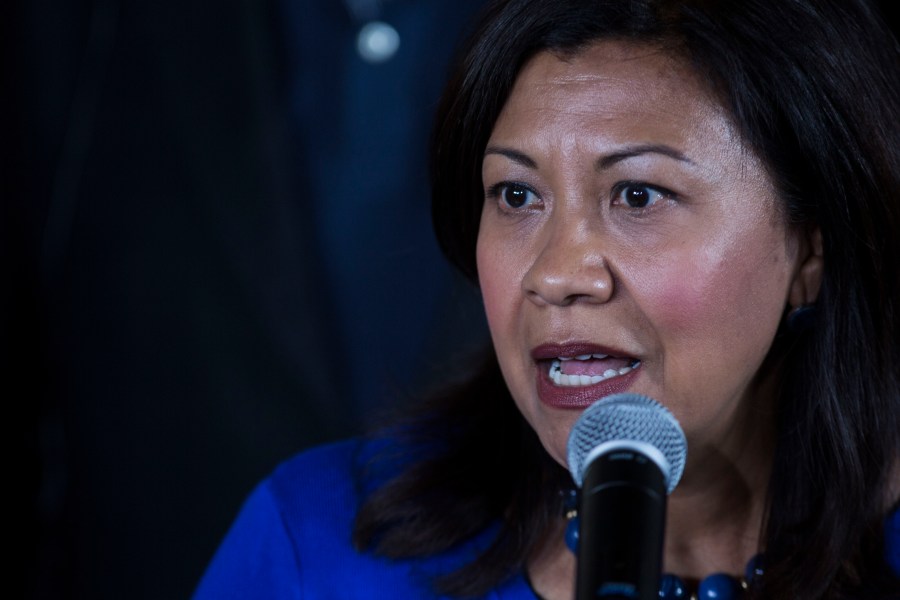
[662,447,769,579]
[665,393,774,579]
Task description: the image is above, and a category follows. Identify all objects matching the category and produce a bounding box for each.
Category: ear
[788,226,824,308]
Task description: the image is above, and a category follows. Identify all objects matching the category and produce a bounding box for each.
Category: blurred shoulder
[269,439,366,489]
[264,438,374,528]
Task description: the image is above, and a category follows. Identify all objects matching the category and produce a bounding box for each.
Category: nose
[522,221,614,307]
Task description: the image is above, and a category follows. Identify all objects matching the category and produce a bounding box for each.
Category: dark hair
[355,1,900,597]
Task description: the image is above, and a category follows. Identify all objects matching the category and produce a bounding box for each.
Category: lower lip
[536,363,641,409]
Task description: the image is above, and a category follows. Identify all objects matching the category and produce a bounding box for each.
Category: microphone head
[566,393,687,494]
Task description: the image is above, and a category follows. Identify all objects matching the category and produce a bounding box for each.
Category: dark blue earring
[786,304,816,333]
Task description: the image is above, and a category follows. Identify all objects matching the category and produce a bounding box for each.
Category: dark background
[4,0,487,598]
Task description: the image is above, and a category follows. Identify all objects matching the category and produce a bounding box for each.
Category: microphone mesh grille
[566,393,687,494]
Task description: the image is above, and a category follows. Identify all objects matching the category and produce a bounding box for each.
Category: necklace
[561,490,764,599]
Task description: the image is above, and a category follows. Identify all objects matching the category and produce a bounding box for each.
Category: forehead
[491,40,733,148]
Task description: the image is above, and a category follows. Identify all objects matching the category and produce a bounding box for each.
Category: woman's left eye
[612,182,675,209]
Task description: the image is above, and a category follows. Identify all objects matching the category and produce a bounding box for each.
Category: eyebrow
[482,143,694,171]
[483,146,537,169]
[596,144,695,170]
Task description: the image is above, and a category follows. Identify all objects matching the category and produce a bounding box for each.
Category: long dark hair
[355,1,900,597]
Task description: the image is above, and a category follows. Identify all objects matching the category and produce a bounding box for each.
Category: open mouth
[547,354,641,387]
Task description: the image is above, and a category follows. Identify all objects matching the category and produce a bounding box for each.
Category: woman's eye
[491,182,539,209]
[614,182,674,209]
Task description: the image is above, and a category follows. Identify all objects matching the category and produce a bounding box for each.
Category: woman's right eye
[489,182,539,209]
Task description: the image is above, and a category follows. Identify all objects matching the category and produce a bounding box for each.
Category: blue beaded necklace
[561,490,764,599]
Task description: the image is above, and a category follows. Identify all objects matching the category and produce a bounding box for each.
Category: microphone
[566,393,687,600]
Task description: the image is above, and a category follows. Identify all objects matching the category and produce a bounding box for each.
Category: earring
[786,304,816,333]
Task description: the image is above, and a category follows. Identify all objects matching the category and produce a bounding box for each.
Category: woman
[194,0,900,598]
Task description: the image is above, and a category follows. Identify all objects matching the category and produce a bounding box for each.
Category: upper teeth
[560,354,608,361]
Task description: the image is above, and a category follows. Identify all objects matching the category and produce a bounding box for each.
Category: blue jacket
[194,440,900,599]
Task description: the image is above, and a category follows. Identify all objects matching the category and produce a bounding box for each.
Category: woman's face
[477,42,809,471]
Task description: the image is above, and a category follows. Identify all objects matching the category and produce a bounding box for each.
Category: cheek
[639,263,741,329]
[632,237,791,346]
[639,264,708,327]
[476,234,514,338]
